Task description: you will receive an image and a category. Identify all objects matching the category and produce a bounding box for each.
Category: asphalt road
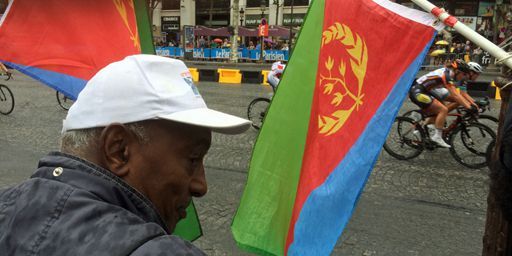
[0,70,500,255]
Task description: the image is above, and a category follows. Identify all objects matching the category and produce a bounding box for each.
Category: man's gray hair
[60,122,149,156]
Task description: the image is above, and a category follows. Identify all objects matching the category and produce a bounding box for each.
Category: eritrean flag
[232,0,443,255]
[0,0,201,241]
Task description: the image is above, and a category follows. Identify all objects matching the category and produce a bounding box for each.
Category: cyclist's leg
[426,99,448,130]
[410,86,450,147]
[267,74,279,92]
[409,85,434,125]
[446,101,459,112]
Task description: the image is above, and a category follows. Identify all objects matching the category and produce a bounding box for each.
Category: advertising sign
[478,2,495,17]
[258,18,268,37]
[161,16,180,31]
[456,16,477,30]
[183,25,194,53]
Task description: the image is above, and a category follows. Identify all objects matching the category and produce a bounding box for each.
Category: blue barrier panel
[156,47,170,57]
[211,48,231,59]
[264,50,287,61]
[175,48,184,57]
[249,50,259,60]
[241,48,250,60]
[194,48,211,59]
[178,47,290,61]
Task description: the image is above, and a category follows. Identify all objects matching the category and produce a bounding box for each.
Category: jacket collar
[33,151,170,234]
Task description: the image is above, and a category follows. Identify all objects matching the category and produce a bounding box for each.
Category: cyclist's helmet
[468,62,484,74]
[450,59,471,73]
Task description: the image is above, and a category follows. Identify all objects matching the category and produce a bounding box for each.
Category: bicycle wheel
[383,116,425,160]
[56,91,74,110]
[449,122,496,169]
[476,114,498,134]
[0,84,15,115]
[247,97,270,130]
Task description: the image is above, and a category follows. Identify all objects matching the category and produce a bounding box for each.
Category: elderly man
[0,55,250,255]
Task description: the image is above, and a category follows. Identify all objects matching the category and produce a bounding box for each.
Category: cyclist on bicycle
[267,60,286,91]
[408,59,472,148]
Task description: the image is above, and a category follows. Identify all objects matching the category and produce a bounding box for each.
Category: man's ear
[98,124,133,177]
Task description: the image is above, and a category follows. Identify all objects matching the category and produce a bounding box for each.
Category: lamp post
[289,0,294,51]
[239,7,245,26]
[239,7,245,51]
[260,0,266,63]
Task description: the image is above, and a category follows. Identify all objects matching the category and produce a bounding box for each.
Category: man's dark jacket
[0,152,205,255]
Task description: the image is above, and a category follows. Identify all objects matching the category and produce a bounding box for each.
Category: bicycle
[0,72,15,115]
[384,107,496,169]
[247,83,276,130]
[56,91,74,110]
[402,97,498,132]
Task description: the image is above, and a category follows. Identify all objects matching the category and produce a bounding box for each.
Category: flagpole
[410,0,512,69]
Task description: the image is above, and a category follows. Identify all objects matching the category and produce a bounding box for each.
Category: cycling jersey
[267,61,286,89]
[409,67,456,109]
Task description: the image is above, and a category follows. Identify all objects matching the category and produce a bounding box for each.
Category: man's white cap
[62,54,251,134]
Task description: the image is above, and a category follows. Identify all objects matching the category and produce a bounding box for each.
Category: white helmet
[468,62,483,73]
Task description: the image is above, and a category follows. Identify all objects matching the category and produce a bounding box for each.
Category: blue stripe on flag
[5,62,86,100]
[288,40,433,256]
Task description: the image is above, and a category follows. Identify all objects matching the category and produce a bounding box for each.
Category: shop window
[246,0,270,8]
[161,0,179,10]
[196,0,230,10]
[284,0,309,6]
[453,0,478,16]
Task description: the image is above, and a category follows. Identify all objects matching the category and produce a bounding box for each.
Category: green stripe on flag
[173,201,203,241]
[231,0,325,254]
[133,0,202,241]
[134,0,155,54]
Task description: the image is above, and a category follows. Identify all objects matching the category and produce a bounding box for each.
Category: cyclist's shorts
[457,84,467,92]
[430,87,450,101]
[409,84,433,109]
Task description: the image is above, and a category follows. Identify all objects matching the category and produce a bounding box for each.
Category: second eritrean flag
[0,0,153,100]
[232,0,443,255]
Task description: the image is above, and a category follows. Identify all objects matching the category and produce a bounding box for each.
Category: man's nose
[190,167,207,197]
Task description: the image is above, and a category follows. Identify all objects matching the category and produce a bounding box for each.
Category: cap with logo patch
[62,54,251,134]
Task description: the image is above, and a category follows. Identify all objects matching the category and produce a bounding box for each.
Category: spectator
[198,36,206,48]
[0,55,251,255]
[248,41,255,50]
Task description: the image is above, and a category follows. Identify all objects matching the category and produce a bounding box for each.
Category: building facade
[154,0,311,44]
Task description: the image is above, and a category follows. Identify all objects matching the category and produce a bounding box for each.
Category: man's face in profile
[126,120,212,231]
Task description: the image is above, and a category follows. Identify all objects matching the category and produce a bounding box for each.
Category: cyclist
[267,60,286,91]
[0,62,11,77]
[409,59,472,148]
[445,61,484,115]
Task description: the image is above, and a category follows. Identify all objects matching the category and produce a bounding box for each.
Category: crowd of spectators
[428,37,488,67]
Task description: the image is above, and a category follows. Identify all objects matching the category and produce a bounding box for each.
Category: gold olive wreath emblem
[114,0,141,51]
[318,22,368,136]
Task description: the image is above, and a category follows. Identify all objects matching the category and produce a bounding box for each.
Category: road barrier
[188,68,199,82]
[490,80,501,100]
[261,70,270,85]
[218,69,242,84]
[242,71,261,84]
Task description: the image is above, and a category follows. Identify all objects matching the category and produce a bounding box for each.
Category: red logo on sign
[258,24,269,37]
